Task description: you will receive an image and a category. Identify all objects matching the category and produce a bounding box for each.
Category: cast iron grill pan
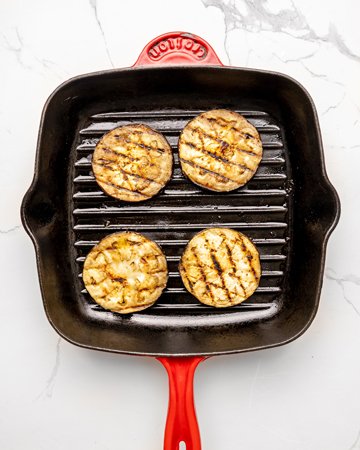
[22,31,339,358]
[73,109,291,316]
[21,32,340,450]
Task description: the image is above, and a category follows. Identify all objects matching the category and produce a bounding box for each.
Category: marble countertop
[1,1,359,449]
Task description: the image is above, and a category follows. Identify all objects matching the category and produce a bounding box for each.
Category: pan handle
[158,357,206,450]
[133,32,223,67]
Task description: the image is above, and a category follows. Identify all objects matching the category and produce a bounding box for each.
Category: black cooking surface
[72,109,291,318]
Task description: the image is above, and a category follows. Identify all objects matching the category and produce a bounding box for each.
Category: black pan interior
[22,66,339,356]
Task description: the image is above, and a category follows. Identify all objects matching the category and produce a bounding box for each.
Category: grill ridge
[72,109,290,315]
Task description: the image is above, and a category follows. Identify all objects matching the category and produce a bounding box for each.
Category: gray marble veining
[202,0,360,62]
[326,268,360,317]
[35,338,61,400]
[0,225,21,234]
[89,0,114,68]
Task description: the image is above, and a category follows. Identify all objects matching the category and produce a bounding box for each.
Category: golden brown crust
[178,109,263,191]
[83,232,168,313]
[92,124,173,201]
[179,228,261,307]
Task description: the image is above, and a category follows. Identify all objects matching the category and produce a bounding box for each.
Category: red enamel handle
[133,32,223,66]
[158,357,206,450]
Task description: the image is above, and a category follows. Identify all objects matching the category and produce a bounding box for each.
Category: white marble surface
[1,1,359,449]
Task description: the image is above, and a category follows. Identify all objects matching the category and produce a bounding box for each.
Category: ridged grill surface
[72,110,291,315]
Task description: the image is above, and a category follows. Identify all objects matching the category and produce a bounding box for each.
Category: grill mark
[149,268,168,276]
[181,139,254,173]
[89,242,156,254]
[87,276,107,286]
[113,133,166,154]
[235,147,259,157]
[131,129,167,141]
[96,149,163,185]
[207,281,226,290]
[189,125,260,157]
[138,282,163,293]
[95,288,157,309]
[85,263,167,273]
[205,237,231,302]
[93,161,161,187]
[100,147,139,162]
[207,117,232,126]
[95,159,146,185]
[179,261,194,291]
[204,117,240,136]
[179,158,238,184]
[222,235,247,297]
[95,177,149,199]
[186,275,194,291]
[93,159,120,174]
[95,157,115,166]
[128,240,143,246]
[102,243,134,251]
[238,235,258,281]
[203,116,260,142]
[88,246,166,264]
[99,146,166,176]
[191,247,214,304]
[113,277,125,283]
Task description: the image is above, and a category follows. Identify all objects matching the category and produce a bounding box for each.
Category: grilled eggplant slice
[179,228,261,307]
[83,232,168,314]
[178,109,262,191]
[92,124,173,201]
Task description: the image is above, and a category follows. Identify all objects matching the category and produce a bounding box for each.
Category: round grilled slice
[179,228,261,307]
[178,109,263,191]
[83,232,168,314]
[92,124,173,202]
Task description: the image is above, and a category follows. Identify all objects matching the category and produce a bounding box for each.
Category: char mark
[114,133,165,154]
[100,147,138,162]
[94,161,161,187]
[191,247,214,303]
[181,140,254,173]
[222,235,247,296]
[190,124,260,157]
[114,277,126,283]
[179,262,194,291]
[203,116,259,142]
[238,236,258,280]
[96,177,149,198]
[207,240,231,302]
[179,158,237,183]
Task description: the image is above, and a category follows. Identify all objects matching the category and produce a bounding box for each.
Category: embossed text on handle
[148,36,208,61]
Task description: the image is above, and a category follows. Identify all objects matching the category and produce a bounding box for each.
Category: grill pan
[21,32,340,449]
